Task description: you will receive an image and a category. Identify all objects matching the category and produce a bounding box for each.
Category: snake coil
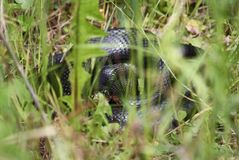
[49,28,200,125]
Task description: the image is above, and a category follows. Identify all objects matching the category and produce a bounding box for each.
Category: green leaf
[177,110,187,122]
[15,0,33,10]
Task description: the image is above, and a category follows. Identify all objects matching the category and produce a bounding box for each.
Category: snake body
[49,28,199,125]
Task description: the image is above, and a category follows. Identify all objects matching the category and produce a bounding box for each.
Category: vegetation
[0,0,239,159]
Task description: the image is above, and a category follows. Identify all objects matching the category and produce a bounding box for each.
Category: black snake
[49,28,200,125]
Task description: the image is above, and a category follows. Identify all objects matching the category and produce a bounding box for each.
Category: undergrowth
[0,0,239,159]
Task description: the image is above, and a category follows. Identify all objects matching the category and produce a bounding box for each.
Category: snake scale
[49,28,200,126]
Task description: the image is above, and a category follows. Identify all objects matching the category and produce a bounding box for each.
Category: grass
[0,0,239,159]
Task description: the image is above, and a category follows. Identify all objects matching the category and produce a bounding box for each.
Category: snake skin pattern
[49,28,199,125]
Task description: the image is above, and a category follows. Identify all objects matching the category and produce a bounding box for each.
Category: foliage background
[0,0,239,159]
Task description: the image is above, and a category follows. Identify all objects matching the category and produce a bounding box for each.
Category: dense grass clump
[0,0,239,159]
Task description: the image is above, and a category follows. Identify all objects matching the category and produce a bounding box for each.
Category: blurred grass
[0,0,239,159]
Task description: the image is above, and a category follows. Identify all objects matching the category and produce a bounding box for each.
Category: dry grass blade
[2,126,56,145]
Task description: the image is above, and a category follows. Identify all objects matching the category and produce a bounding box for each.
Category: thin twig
[0,33,41,111]
[0,0,6,36]
[0,1,47,121]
